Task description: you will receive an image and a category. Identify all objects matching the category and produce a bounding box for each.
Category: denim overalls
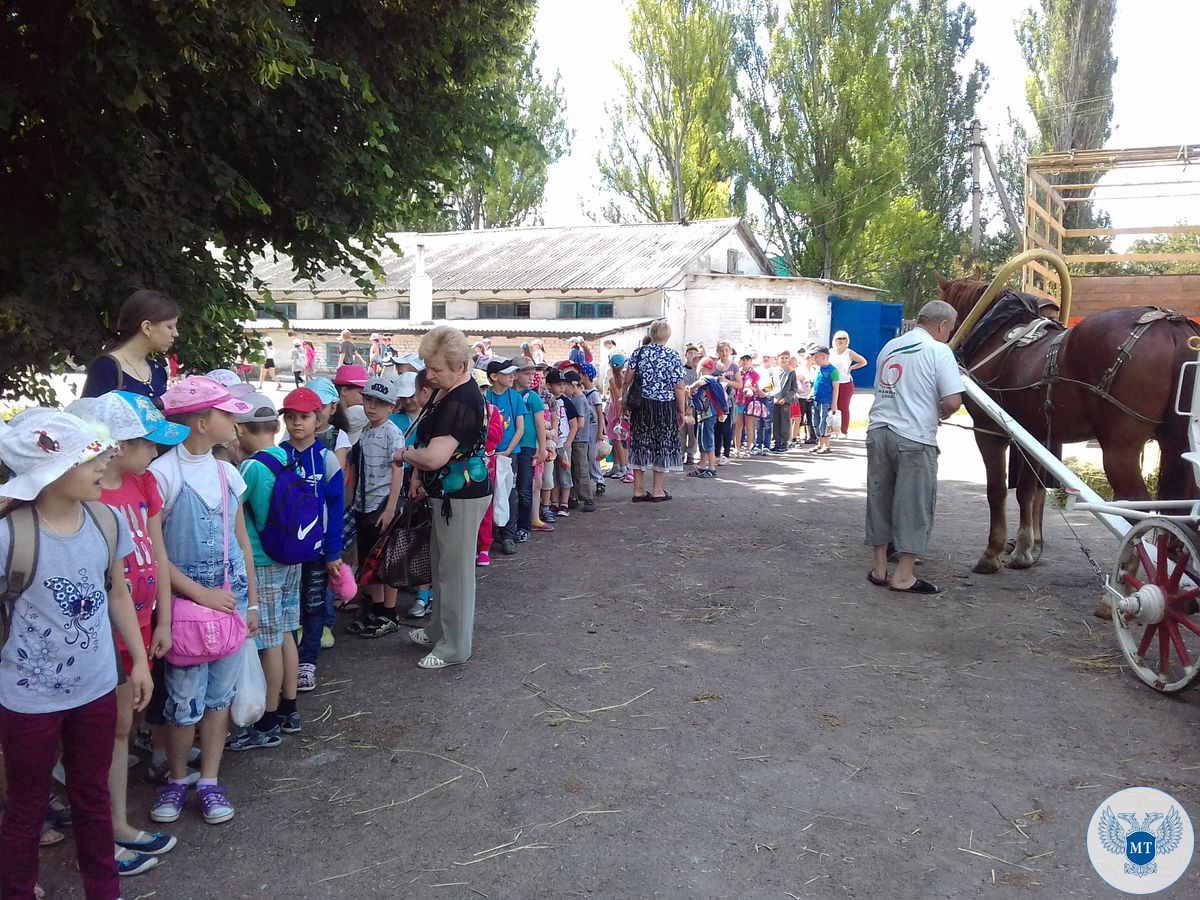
[160,478,249,727]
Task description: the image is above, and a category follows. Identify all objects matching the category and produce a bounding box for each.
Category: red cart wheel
[1111,517,1200,693]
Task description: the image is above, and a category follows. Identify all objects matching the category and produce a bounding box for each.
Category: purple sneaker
[196,783,235,825]
[149,782,188,823]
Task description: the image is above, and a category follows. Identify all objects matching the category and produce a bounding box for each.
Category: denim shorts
[163,650,241,727]
[697,416,716,453]
[812,402,832,437]
[254,563,301,650]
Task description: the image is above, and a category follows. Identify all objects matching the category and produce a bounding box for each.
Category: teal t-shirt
[519,388,545,451]
[239,446,288,568]
[485,388,528,451]
[389,410,414,437]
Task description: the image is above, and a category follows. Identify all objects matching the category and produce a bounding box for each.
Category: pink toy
[330,563,358,601]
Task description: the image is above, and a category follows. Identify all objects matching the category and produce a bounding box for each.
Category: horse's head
[935,268,988,341]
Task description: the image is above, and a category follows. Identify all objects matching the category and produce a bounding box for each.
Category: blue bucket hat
[306,376,340,406]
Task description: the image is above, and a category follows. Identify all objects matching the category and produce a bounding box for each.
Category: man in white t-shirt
[865,299,964,595]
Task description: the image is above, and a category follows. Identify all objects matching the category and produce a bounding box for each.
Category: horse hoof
[1006,557,1034,570]
[1092,603,1113,621]
[972,558,1001,575]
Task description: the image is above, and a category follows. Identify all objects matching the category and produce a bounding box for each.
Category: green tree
[732,0,904,281]
[0,0,534,400]
[597,0,736,222]
[1017,0,1117,253]
[887,0,986,310]
[443,41,571,230]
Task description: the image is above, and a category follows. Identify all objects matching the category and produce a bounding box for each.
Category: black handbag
[623,350,645,413]
[359,501,432,590]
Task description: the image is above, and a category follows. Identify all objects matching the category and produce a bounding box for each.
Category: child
[735,354,761,456]
[0,409,152,898]
[604,353,632,483]
[474,393,504,567]
[513,357,554,534]
[290,340,305,387]
[349,376,404,637]
[393,372,435,614]
[71,391,190,871]
[228,392,295,751]
[810,346,841,455]
[538,367,561,524]
[562,371,594,512]
[579,364,606,496]
[278,388,345,694]
[484,360,526,553]
[546,370,581,518]
[686,358,730,478]
[304,375,351,645]
[149,375,259,826]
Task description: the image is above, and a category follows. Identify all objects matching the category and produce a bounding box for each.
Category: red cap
[333,364,368,387]
[280,387,323,414]
[556,360,578,371]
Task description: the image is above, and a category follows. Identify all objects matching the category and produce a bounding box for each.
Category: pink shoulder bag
[166,464,248,666]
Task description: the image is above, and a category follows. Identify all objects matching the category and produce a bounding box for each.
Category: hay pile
[1050,454,1159,507]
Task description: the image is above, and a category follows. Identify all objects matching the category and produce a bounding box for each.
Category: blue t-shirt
[389,410,414,436]
[82,355,168,400]
[485,388,528,452]
[519,389,545,451]
[813,364,840,405]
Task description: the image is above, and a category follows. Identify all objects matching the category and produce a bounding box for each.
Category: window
[257,302,297,320]
[558,300,614,319]
[324,342,371,369]
[748,300,785,323]
[324,302,368,319]
[727,248,741,273]
[397,301,445,319]
[477,301,530,319]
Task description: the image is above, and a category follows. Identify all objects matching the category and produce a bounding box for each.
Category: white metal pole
[959,374,1131,540]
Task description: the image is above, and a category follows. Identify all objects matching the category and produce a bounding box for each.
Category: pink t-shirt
[738,368,761,405]
[100,471,163,628]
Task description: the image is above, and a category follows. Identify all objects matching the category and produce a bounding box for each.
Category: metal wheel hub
[1118,583,1167,624]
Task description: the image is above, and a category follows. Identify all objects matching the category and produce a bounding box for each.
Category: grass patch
[1050,454,1159,507]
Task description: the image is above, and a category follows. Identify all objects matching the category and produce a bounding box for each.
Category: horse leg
[1102,443,1151,501]
[1007,457,1044,569]
[972,431,1010,575]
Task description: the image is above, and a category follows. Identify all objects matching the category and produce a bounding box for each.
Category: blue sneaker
[115,847,159,877]
[226,726,282,752]
[280,712,302,734]
[150,782,189,823]
[115,830,177,855]
[196,783,235,825]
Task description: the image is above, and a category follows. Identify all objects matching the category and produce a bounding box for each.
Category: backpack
[2,502,120,638]
[250,450,325,565]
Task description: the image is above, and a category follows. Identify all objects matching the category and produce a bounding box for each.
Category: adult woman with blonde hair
[829,330,867,438]
[625,319,686,501]
[82,289,180,399]
[393,326,492,669]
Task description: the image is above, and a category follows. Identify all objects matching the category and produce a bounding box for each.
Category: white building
[246,218,880,368]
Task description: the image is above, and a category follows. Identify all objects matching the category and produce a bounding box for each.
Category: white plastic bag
[229,639,267,728]
[827,410,843,435]
[492,454,514,526]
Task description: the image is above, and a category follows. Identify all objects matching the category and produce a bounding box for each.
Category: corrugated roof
[248,317,656,338]
[250,219,766,293]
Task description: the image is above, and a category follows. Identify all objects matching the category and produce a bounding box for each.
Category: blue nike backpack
[252,451,325,565]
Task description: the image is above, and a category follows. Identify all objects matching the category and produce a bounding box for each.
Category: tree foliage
[597,0,736,223]
[1017,0,1117,251]
[441,41,571,230]
[1121,232,1200,276]
[0,0,534,400]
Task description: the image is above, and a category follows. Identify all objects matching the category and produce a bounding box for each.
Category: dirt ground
[36,398,1200,899]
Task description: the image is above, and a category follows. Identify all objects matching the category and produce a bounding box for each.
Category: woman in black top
[81,290,179,400]
[393,326,491,669]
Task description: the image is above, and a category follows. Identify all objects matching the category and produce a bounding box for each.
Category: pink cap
[333,364,369,388]
[160,375,254,417]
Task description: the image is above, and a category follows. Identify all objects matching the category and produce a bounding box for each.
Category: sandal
[417,653,465,670]
[39,820,65,848]
[650,492,673,503]
[409,628,432,646]
[631,493,652,503]
[334,598,361,614]
[867,570,889,587]
[889,578,940,595]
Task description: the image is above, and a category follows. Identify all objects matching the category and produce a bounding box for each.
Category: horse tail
[1154,317,1200,500]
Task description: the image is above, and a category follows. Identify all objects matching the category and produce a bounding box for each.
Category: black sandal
[632,493,652,503]
[650,492,673,503]
[889,578,939,594]
[867,570,888,587]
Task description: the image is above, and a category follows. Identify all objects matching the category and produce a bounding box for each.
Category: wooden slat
[1024,231,1060,254]
[1057,179,1200,191]
[1065,252,1200,264]
[1026,196,1065,236]
[1065,224,1200,238]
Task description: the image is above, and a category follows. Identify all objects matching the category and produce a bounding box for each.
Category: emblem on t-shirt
[44,569,105,649]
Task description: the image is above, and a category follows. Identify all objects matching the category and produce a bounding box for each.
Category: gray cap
[234,392,278,424]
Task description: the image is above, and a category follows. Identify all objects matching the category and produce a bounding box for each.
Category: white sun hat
[0,408,117,501]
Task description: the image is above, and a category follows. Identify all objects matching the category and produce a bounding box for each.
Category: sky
[532,0,1199,235]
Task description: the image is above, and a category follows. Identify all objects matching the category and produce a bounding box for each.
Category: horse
[937,274,1200,576]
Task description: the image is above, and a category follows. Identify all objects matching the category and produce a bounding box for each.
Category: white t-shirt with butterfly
[0,511,133,714]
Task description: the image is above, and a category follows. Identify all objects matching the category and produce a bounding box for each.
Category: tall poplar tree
[597,0,736,222]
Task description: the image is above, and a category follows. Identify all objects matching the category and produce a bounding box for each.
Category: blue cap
[580,362,597,379]
[306,376,339,406]
[115,391,190,446]
[609,353,626,368]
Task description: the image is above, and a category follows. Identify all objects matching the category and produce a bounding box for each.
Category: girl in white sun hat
[0,409,152,899]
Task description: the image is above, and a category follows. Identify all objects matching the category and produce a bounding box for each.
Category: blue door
[828,296,903,389]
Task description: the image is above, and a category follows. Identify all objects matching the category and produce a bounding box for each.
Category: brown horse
[937,274,1200,575]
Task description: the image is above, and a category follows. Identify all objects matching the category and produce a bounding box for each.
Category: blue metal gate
[828,296,903,388]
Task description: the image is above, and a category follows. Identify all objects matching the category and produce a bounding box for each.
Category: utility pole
[981,137,1021,244]
[970,119,982,251]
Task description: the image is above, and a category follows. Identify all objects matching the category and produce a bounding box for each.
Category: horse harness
[965,298,1190,427]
